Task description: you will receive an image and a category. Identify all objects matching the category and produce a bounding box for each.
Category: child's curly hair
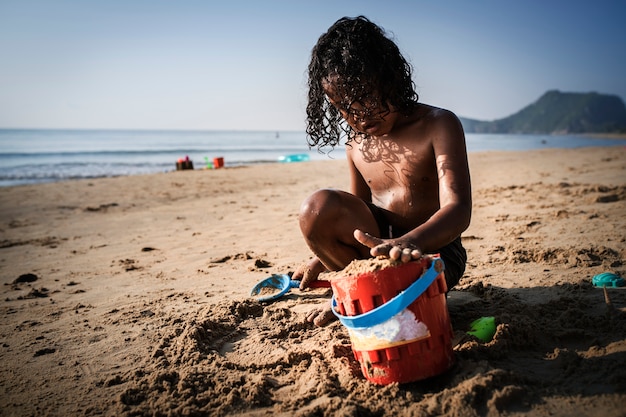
[306,16,418,151]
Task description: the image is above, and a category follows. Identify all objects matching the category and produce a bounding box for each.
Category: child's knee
[299,189,343,233]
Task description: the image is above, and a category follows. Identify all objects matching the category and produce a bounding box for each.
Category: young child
[294,16,472,326]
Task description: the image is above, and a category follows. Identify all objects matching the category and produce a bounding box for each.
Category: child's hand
[293,257,327,290]
[354,229,422,263]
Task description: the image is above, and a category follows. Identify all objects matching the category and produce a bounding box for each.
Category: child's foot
[305,304,337,327]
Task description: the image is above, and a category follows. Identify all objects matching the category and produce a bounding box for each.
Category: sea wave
[0,146,311,158]
[2,129,625,187]
[0,156,300,187]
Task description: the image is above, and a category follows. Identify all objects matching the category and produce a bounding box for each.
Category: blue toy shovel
[250,274,331,302]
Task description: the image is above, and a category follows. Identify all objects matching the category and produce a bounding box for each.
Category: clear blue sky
[1,0,624,131]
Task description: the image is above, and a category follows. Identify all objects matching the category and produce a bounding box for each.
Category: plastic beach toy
[592,272,625,288]
[331,257,443,329]
[250,274,330,302]
[329,256,454,385]
[467,316,496,342]
[278,153,310,163]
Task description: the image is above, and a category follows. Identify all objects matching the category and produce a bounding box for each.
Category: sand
[0,146,625,417]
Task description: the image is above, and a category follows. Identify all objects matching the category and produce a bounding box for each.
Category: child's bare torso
[347,104,451,232]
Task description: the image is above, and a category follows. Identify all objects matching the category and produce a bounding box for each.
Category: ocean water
[0,129,625,187]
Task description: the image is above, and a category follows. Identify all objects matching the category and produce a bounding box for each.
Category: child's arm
[409,111,472,249]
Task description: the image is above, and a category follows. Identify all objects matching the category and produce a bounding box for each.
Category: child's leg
[299,189,379,271]
[437,237,467,291]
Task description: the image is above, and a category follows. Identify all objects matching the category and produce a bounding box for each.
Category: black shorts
[366,202,467,290]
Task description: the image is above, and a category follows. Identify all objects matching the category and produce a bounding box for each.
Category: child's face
[322,78,398,137]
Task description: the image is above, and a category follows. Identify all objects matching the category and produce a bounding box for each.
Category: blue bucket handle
[331,257,444,329]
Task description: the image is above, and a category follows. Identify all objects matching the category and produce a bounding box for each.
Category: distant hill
[460,90,626,134]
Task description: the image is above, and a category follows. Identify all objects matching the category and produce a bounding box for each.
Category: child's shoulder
[408,103,460,130]
[413,104,464,139]
[417,103,458,120]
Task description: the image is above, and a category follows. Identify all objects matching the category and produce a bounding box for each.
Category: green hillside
[460,90,626,134]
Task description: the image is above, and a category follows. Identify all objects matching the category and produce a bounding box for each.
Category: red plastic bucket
[331,257,454,385]
[213,157,225,169]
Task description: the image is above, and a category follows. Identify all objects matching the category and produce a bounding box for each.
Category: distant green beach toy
[467,316,496,342]
[592,272,625,288]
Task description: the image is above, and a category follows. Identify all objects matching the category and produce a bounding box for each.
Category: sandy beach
[1,146,625,417]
